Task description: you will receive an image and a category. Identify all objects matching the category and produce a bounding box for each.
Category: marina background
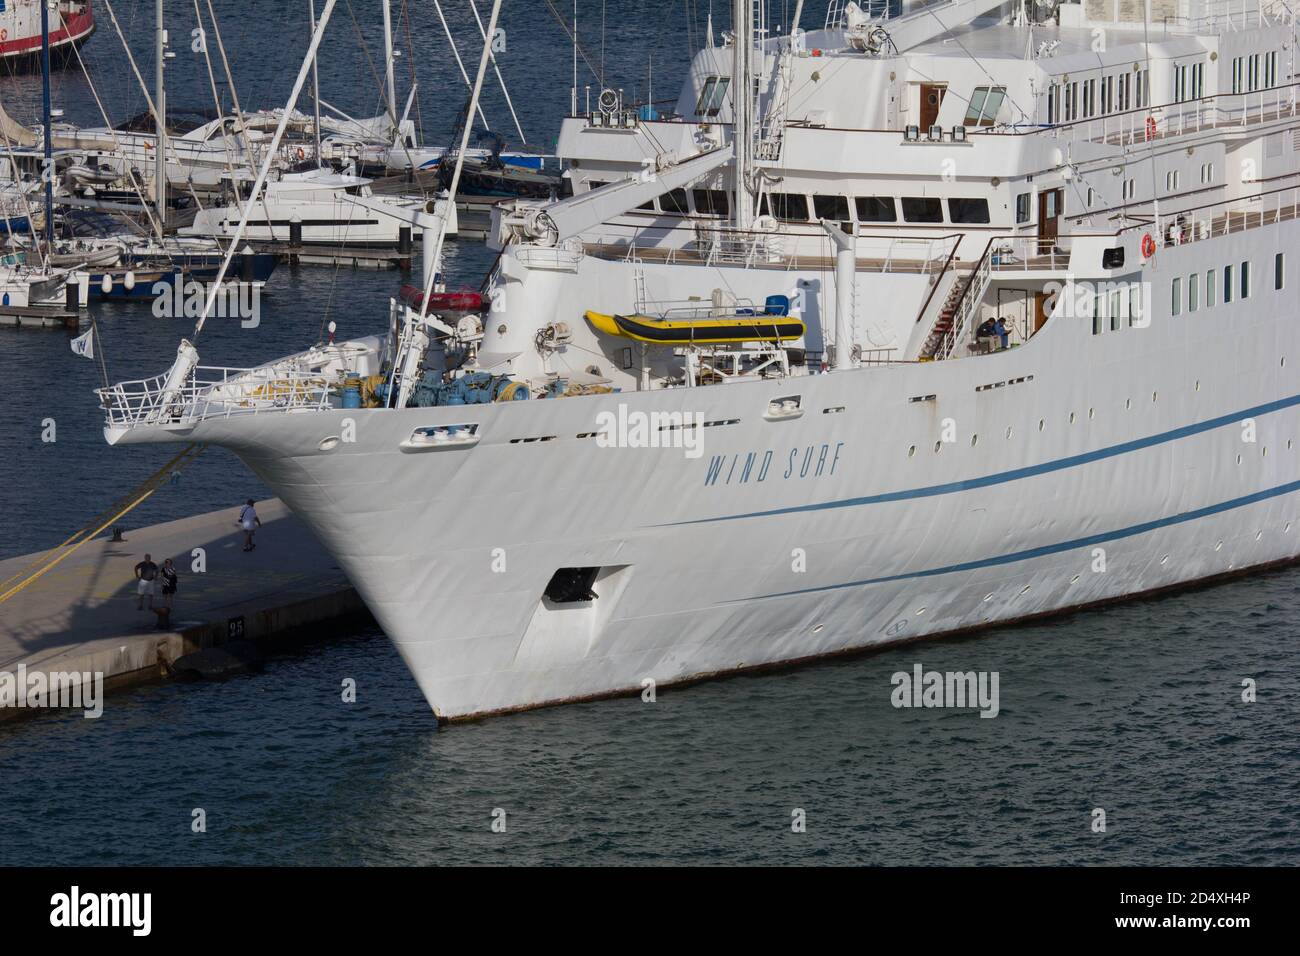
[0,1,1296,865]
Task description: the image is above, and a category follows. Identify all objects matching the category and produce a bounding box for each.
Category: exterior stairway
[918,275,971,359]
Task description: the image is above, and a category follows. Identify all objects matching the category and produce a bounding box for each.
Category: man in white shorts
[134,554,159,611]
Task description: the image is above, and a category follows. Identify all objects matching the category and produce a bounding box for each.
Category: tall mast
[40,0,53,247]
[731,0,754,230]
[310,0,322,162]
[155,0,167,230]
[381,0,398,128]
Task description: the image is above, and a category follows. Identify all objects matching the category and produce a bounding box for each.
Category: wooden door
[920,84,946,131]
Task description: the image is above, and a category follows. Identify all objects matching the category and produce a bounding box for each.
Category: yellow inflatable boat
[584,310,805,345]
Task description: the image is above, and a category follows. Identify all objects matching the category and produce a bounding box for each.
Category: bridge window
[694,76,730,117]
[901,197,943,223]
[964,86,1006,126]
[659,188,688,214]
[760,193,810,221]
[856,196,897,222]
[1265,51,1278,89]
[692,189,729,216]
[813,195,850,221]
[948,198,990,224]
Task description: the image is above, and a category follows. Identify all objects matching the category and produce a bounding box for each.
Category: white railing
[988,236,1072,272]
[1152,186,1300,248]
[995,83,1300,149]
[99,365,333,429]
[934,251,994,361]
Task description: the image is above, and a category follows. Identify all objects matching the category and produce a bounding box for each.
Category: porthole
[1236,454,1243,465]
[1069,412,1076,424]
[970,434,979,447]
[1088,407,1095,420]
[1286,522,1292,533]
[1215,540,1223,551]
[1255,530,1263,540]
[1038,419,1045,431]
[1262,447,1268,457]
[1070,574,1081,584]
[915,607,927,615]
[908,445,916,458]
[1125,398,1132,410]
[934,440,942,453]
[812,624,825,634]
[1006,426,1014,439]
[1152,391,1158,402]
[1160,554,1168,564]
[983,592,994,601]
[1282,357,1287,368]
[1195,380,1201,391]
[1019,584,1031,594]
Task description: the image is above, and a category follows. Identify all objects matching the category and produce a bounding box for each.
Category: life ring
[1141,233,1156,258]
[0,29,8,41]
[296,146,306,161]
[1145,116,1157,140]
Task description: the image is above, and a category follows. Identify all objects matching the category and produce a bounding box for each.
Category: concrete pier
[0,499,367,720]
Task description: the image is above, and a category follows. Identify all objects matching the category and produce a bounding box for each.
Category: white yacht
[180,168,455,247]
[99,0,1300,720]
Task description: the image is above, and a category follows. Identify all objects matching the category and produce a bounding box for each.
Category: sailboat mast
[382,0,398,127]
[731,0,754,230]
[155,0,167,230]
[310,0,322,162]
[40,0,53,246]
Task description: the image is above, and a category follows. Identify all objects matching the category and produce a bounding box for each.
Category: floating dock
[0,304,80,330]
[0,499,368,721]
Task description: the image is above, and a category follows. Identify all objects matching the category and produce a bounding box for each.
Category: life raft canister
[1141,233,1156,259]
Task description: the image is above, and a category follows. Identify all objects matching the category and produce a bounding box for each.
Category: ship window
[1110,289,1122,330]
[1276,253,1285,290]
[637,200,654,210]
[659,188,689,214]
[1171,277,1181,316]
[543,567,601,604]
[901,197,943,223]
[1240,260,1251,298]
[812,195,850,221]
[692,189,729,216]
[855,196,897,222]
[947,198,990,224]
[1129,283,1143,326]
[587,179,607,192]
[1205,269,1216,307]
[964,86,1006,126]
[1015,192,1031,224]
[1188,273,1199,312]
[695,76,730,117]
[1224,264,1234,303]
[760,193,810,221]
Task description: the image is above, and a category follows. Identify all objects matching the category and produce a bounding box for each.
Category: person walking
[134,553,158,611]
[238,499,262,552]
[159,558,178,609]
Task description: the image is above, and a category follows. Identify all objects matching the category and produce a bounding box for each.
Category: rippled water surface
[1,2,1297,865]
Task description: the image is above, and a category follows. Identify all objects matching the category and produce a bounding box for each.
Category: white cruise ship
[99,0,1300,720]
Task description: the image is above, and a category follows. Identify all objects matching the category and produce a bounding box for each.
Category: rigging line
[193,0,241,221]
[541,0,604,89]
[344,0,388,112]
[399,0,424,144]
[100,0,160,133]
[61,4,164,243]
[194,0,340,340]
[922,8,1032,125]
[468,0,527,143]
[433,0,491,129]
[205,0,270,228]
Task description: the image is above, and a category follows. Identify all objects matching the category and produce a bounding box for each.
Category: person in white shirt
[238,499,262,552]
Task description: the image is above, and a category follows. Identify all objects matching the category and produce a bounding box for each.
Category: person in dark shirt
[159,558,178,608]
[134,554,158,610]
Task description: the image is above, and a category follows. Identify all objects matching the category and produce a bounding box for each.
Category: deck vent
[927,125,943,141]
[904,125,920,141]
[543,567,601,604]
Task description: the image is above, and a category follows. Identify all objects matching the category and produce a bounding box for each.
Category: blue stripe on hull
[741,479,1300,601]
[673,392,1300,527]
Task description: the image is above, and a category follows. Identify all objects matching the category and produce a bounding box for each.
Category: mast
[155,0,167,230]
[310,0,322,162]
[382,0,398,128]
[40,0,53,247]
[731,0,754,230]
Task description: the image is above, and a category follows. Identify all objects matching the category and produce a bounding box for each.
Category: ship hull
[150,225,1300,720]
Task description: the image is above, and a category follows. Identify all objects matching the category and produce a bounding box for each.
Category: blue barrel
[341,378,361,409]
